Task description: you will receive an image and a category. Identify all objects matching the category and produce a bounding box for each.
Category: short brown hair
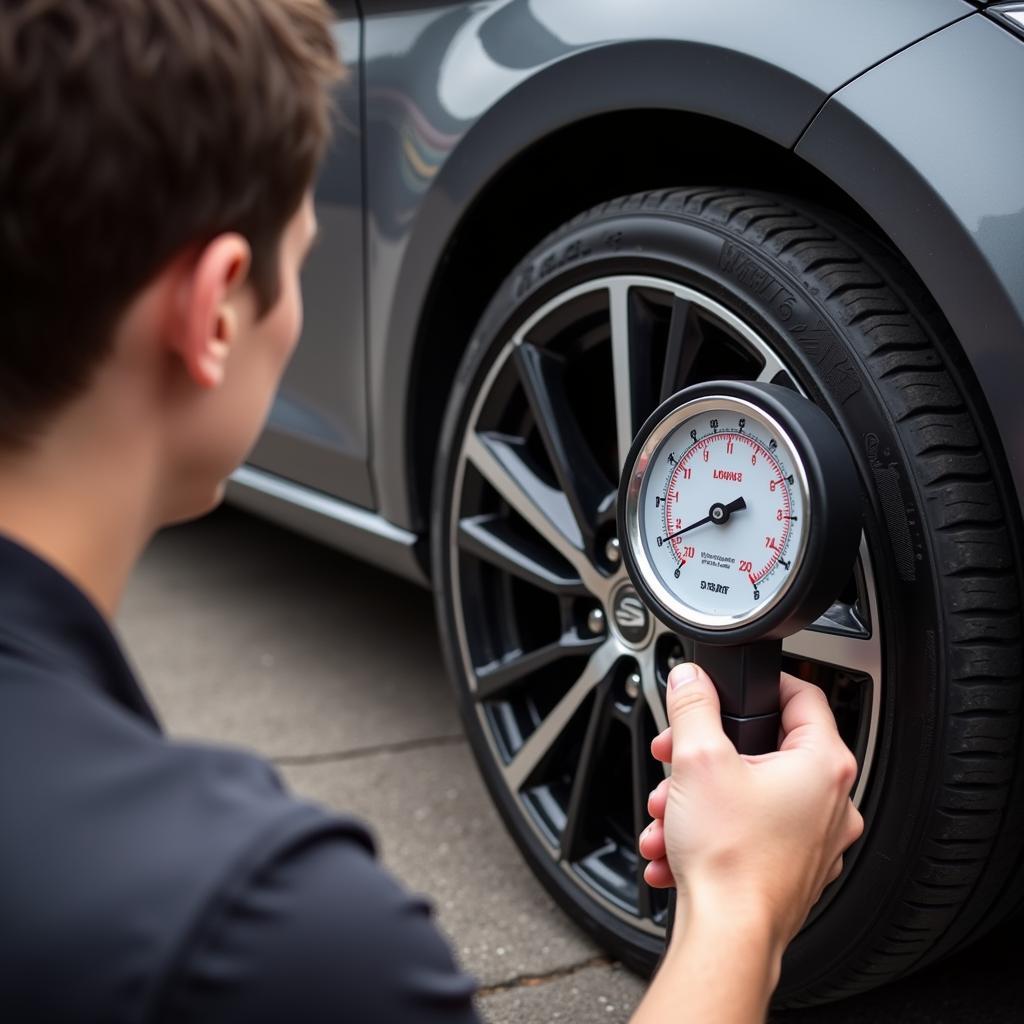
[0,0,342,444]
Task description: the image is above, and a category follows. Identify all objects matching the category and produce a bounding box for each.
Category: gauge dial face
[633,397,808,630]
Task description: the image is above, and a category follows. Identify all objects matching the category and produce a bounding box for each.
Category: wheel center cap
[610,583,652,649]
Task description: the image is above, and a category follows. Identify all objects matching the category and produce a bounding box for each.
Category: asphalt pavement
[118,506,1023,1023]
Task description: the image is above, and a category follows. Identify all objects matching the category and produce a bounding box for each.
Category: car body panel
[358,0,970,531]
[227,466,426,583]
[247,8,374,507]
[239,0,1024,580]
[795,13,1024,509]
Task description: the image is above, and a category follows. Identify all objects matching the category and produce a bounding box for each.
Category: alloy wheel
[447,275,881,937]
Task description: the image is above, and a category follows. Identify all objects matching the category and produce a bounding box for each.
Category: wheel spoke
[782,625,880,683]
[458,514,588,596]
[756,349,791,384]
[515,343,613,545]
[609,281,659,472]
[638,648,670,735]
[504,642,618,792]
[465,430,605,596]
[660,296,705,401]
[610,281,635,472]
[475,631,605,701]
[630,701,655,920]
[560,677,613,861]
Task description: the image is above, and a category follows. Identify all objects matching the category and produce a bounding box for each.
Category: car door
[246,0,373,508]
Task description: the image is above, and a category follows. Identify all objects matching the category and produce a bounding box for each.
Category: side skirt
[227,466,428,587]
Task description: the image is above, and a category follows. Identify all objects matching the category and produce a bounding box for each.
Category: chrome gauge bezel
[623,394,811,633]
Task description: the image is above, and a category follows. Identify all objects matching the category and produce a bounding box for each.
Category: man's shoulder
[1,645,366,857]
[0,655,374,1020]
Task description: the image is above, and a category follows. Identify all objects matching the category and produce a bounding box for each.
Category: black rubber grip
[722,712,781,756]
[692,639,782,756]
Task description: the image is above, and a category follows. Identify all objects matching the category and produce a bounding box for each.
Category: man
[0,2,861,1021]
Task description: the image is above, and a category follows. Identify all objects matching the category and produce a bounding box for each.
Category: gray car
[227,0,1024,1007]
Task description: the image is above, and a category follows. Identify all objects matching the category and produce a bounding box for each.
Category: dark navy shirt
[0,534,479,1023]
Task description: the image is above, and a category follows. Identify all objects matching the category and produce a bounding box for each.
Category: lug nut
[586,607,606,635]
[624,672,641,700]
[604,537,621,565]
[666,652,683,670]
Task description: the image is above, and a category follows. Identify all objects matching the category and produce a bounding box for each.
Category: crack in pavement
[271,733,467,767]
[476,956,613,997]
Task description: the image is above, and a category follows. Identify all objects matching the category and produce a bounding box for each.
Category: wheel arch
[368,21,1021,550]
[396,105,970,553]
[366,30,850,539]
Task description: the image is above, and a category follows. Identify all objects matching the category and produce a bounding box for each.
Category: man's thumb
[665,663,726,744]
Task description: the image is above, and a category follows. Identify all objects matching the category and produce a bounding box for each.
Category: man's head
[0,0,341,519]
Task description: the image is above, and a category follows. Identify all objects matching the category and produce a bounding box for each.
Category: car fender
[362,0,970,529]
[795,12,1024,515]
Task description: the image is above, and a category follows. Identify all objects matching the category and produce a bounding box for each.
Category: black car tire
[431,189,1024,1005]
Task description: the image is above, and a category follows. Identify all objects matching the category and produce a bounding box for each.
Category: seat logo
[612,587,650,645]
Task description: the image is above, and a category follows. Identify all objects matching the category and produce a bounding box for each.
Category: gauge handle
[657,640,781,958]
[691,639,781,755]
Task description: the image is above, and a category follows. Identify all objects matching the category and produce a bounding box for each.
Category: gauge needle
[662,497,747,543]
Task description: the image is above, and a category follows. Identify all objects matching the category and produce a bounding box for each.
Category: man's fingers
[825,855,844,886]
[665,664,732,769]
[845,801,865,848]
[647,778,669,819]
[812,856,845,907]
[778,671,842,750]
[643,857,676,889]
[651,727,672,764]
[638,818,666,862]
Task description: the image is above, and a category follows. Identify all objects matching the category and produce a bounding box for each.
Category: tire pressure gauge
[617,381,862,755]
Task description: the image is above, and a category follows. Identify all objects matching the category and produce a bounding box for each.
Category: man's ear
[173,234,252,389]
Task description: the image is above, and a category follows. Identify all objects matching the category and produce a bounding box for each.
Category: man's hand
[630,663,863,1023]
[639,662,863,954]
